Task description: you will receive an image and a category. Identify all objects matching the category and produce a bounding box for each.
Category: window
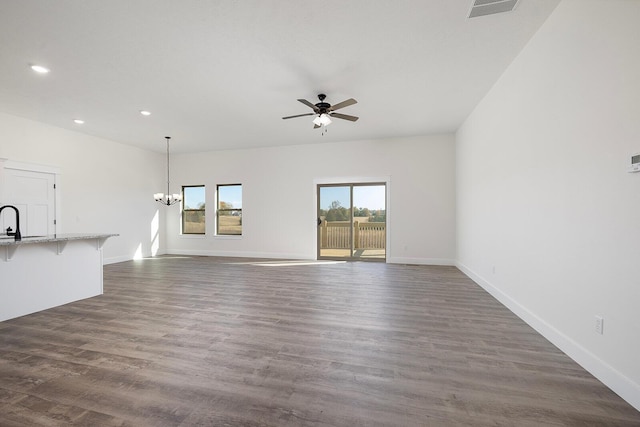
[217,184,242,235]
[182,185,205,234]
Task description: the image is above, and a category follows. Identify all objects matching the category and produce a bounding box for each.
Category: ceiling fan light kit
[313,114,332,127]
[283,93,358,133]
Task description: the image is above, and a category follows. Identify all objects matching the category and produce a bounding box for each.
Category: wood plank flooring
[1,256,639,426]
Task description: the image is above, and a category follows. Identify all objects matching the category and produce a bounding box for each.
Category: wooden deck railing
[320,220,386,249]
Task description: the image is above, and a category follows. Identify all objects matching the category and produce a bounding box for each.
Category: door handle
[317,217,322,226]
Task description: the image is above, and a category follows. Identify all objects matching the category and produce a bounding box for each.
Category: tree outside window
[182,185,205,234]
[217,184,242,235]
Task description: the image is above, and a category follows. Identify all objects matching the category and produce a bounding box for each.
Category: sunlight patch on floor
[236,260,347,267]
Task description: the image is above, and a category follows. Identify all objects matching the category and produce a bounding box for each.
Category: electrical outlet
[595,315,604,335]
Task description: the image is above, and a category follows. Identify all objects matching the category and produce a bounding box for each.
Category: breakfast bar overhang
[0,233,117,322]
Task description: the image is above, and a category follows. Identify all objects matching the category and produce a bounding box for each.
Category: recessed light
[140,110,151,116]
[73,119,84,124]
[30,64,50,74]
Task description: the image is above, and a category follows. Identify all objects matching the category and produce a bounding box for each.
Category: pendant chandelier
[154,136,182,206]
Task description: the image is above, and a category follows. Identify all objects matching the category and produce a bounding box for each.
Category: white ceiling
[0,0,560,154]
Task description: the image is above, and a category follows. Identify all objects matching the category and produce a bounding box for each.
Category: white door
[3,169,56,237]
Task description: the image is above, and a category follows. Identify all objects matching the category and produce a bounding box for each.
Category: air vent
[468,0,520,18]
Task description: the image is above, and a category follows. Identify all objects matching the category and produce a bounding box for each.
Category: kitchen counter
[0,233,117,246]
[1,233,118,262]
[0,233,117,322]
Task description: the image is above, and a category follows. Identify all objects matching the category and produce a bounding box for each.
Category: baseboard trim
[388,257,456,266]
[165,252,457,266]
[166,248,312,260]
[103,249,168,265]
[103,254,132,265]
[456,261,640,412]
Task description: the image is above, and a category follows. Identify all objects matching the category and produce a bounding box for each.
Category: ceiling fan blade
[282,112,316,120]
[329,98,357,111]
[298,99,319,112]
[330,112,359,122]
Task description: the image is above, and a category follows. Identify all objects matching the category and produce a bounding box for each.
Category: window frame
[182,185,206,235]
[216,183,242,236]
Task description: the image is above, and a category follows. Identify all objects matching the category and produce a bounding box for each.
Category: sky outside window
[219,185,242,208]
[320,185,385,210]
[184,186,205,209]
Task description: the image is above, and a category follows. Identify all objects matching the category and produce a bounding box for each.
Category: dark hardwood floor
[0,256,638,426]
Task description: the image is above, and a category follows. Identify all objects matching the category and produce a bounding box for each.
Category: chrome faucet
[0,205,21,241]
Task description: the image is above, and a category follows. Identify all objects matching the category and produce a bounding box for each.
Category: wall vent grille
[468,0,520,18]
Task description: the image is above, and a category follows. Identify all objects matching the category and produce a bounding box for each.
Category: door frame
[314,176,390,262]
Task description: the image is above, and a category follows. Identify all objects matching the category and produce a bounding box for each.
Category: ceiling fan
[282,94,359,128]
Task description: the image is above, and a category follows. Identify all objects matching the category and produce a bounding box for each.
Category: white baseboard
[456,261,640,412]
[103,249,168,265]
[166,248,313,260]
[103,254,132,265]
[388,256,456,266]
[139,251,456,266]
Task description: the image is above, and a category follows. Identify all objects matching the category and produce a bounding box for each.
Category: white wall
[456,0,640,410]
[0,112,165,263]
[167,134,457,264]
[0,113,457,265]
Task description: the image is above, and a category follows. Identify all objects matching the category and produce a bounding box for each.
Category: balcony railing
[319,220,386,249]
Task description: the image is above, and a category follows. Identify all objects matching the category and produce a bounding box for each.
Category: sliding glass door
[317,183,386,261]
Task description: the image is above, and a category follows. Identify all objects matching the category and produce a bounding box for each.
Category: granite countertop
[0,233,118,246]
